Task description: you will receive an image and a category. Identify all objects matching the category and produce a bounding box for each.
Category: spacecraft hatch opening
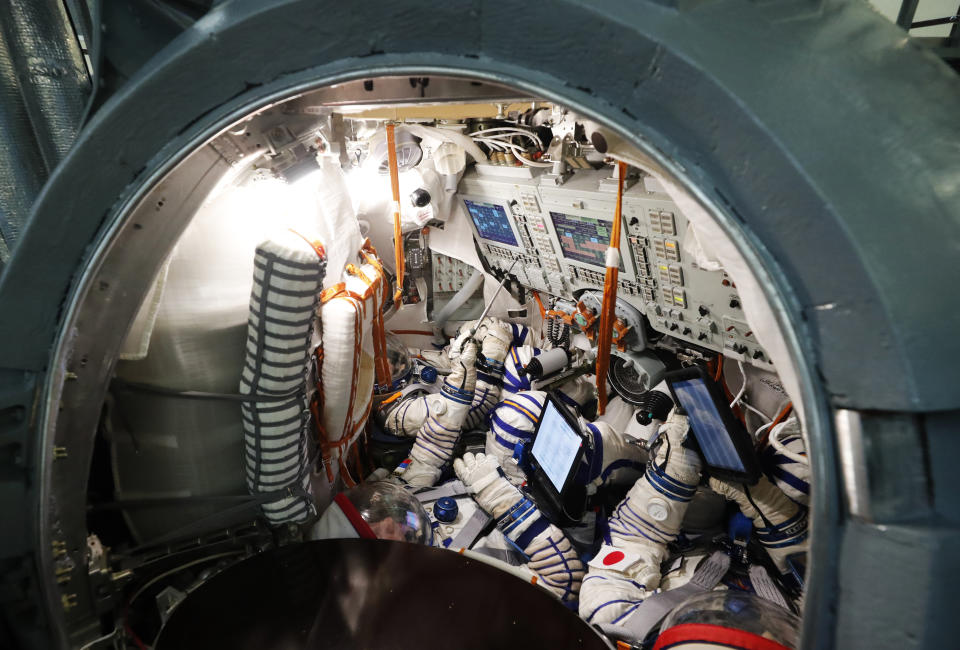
[0,2,953,646]
[33,74,825,649]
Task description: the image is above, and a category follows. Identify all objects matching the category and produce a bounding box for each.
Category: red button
[603,551,625,566]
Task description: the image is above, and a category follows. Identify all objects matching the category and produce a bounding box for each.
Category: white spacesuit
[454,452,585,602]
[579,409,809,643]
[339,311,810,638]
[486,388,644,486]
[397,330,478,487]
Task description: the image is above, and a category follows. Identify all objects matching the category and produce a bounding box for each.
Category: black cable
[743,484,775,529]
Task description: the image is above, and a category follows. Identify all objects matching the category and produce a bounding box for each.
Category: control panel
[455,165,771,366]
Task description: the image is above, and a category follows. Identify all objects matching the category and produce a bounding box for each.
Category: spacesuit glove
[607,411,702,551]
[453,452,518,516]
[463,319,513,431]
[400,338,478,487]
[583,409,703,619]
[523,525,586,602]
[708,475,809,573]
[455,453,584,602]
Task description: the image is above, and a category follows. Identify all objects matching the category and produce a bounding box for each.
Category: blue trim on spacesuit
[754,508,809,546]
[586,598,642,624]
[514,516,550,548]
[645,465,696,502]
[441,381,474,404]
[510,323,529,346]
[769,465,810,495]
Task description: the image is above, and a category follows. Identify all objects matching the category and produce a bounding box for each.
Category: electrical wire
[768,419,808,465]
[467,127,544,149]
[741,400,772,423]
[470,130,554,167]
[126,551,246,608]
[754,420,774,441]
[729,359,748,409]
[472,137,554,167]
[756,402,793,448]
[123,550,246,648]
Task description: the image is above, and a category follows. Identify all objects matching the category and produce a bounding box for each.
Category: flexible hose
[768,421,808,464]
[634,390,674,425]
[433,269,484,342]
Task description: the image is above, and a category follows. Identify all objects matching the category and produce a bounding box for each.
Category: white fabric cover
[384,391,444,438]
[309,499,361,541]
[241,231,324,525]
[317,253,384,485]
[454,452,584,603]
[579,412,703,625]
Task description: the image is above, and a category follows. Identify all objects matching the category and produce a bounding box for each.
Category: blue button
[434,497,459,523]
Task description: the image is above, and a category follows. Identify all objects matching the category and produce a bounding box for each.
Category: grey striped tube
[241,232,325,525]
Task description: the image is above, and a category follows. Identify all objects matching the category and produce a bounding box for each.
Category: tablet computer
[665,365,760,484]
[528,394,589,504]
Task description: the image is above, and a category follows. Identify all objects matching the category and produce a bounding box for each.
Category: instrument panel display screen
[550,211,621,269]
[464,199,518,247]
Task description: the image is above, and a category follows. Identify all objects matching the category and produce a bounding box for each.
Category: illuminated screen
[531,401,582,493]
[672,378,746,472]
[464,199,518,246]
[550,211,623,269]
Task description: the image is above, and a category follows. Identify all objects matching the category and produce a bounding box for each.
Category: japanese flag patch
[588,545,643,573]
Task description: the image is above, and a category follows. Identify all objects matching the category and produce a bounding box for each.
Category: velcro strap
[413,480,469,503]
[748,564,790,610]
[599,551,730,642]
[495,497,536,537]
[448,508,491,550]
[467,469,500,495]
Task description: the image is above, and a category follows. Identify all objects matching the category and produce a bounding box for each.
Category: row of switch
[652,237,680,262]
[432,254,475,293]
[661,285,687,309]
[648,209,677,236]
[657,262,683,287]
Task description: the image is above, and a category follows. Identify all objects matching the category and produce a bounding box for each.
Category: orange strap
[714,354,725,381]
[595,161,627,415]
[389,329,435,337]
[532,290,546,319]
[288,229,326,260]
[386,123,405,304]
[757,402,794,448]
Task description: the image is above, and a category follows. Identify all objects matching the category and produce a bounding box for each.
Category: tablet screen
[531,400,583,492]
[672,377,746,472]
